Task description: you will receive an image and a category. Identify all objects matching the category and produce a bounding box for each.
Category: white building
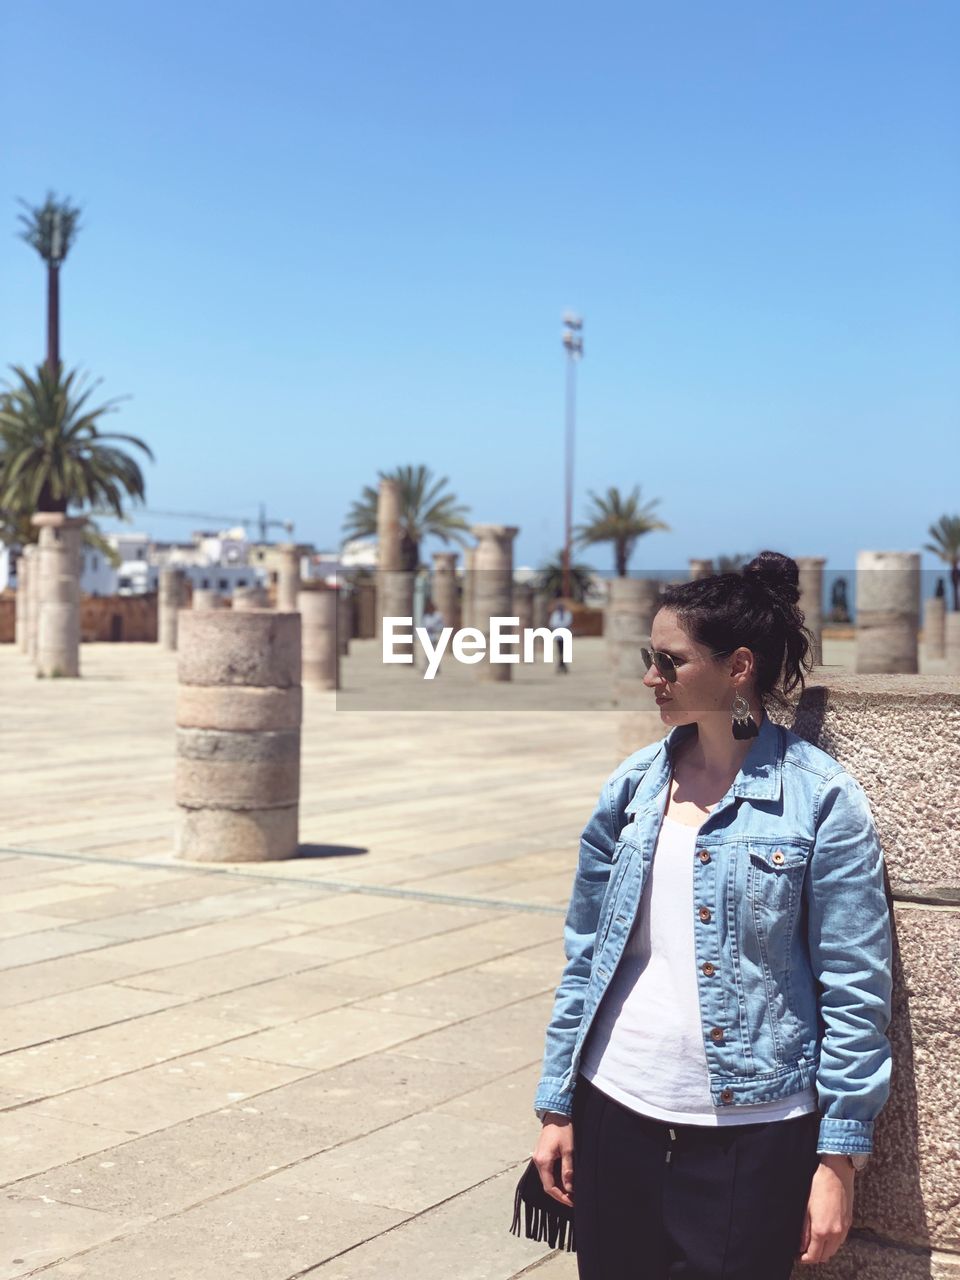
[0,525,271,598]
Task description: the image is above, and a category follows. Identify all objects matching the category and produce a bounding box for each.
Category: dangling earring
[732,691,759,739]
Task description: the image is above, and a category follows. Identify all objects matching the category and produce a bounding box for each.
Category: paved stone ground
[1,633,885,1278]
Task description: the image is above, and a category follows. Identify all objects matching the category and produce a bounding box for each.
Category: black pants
[572,1073,821,1280]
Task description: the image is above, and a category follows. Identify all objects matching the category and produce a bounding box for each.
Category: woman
[532,551,893,1280]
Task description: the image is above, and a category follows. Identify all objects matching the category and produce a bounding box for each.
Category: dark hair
[659,551,814,705]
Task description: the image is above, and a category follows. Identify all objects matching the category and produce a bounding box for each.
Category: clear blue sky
[2,1,957,579]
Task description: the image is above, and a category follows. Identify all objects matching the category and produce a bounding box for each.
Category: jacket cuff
[534,1076,575,1120]
[816,1116,874,1155]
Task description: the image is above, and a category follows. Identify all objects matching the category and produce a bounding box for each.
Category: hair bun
[744,550,800,607]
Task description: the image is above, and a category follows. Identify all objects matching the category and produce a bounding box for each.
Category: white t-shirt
[579,813,818,1125]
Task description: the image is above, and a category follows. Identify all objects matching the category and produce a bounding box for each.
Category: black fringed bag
[509,1157,577,1252]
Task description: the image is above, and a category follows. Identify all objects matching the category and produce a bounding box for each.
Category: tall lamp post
[561,312,584,601]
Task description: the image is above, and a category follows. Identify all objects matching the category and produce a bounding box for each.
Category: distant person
[548,599,573,674]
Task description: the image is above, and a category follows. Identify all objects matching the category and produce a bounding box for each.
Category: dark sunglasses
[641,646,732,684]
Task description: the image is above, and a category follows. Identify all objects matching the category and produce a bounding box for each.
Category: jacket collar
[624,709,784,815]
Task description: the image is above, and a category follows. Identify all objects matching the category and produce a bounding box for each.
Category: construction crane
[92,503,294,542]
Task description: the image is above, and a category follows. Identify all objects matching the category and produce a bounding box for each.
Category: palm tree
[18,192,82,373]
[341,464,471,571]
[574,486,669,577]
[0,363,153,521]
[924,514,960,610]
[717,552,754,573]
[536,551,595,604]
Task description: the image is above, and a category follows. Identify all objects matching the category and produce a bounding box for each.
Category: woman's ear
[730,646,754,682]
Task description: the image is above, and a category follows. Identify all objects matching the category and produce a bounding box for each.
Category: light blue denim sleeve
[533,775,620,1120]
[806,770,894,1155]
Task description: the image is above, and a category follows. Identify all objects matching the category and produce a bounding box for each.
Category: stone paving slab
[108,942,367,998]
[2,1194,152,1279]
[32,1178,409,1280]
[26,1053,313,1139]
[298,1166,550,1279]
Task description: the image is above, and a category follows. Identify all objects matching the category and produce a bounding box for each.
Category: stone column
[14,551,28,653]
[796,557,826,666]
[336,588,352,656]
[275,544,300,613]
[27,541,40,660]
[355,579,376,639]
[689,558,714,580]
[855,551,921,674]
[158,567,186,649]
[607,577,661,683]
[431,551,460,629]
[471,524,518,682]
[298,586,339,690]
[945,611,960,676]
[770,674,960,1280]
[232,585,267,611]
[175,611,301,862]
[192,589,221,611]
[463,545,478,634]
[380,571,415,634]
[924,595,946,662]
[376,478,403,636]
[514,582,534,631]
[31,513,85,678]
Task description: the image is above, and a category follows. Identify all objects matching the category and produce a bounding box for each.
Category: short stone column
[175,611,301,862]
[855,551,920,674]
[796,557,826,665]
[607,577,661,683]
[275,544,300,613]
[431,551,460,629]
[27,541,40,660]
[771,674,960,1280]
[924,595,946,662]
[336,588,352,656]
[689,558,714,580]
[472,524,518,682]
[298,586,339,690]
[192,589,221,611]
[14,551,28,653]
[31,513,85,678]
[376,478,403,636]
[232,585,267,611]
[355,579,376,639]
[514,582,534,630]
[462,545,477,632]
[945,611,960,675]
[158,567,187,649]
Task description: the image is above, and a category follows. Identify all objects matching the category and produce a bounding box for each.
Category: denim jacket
[534,712,894,1156]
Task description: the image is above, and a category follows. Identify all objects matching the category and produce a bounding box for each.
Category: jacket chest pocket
[745,843,809,963]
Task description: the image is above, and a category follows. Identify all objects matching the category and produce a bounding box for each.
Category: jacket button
[698,906,712,923]
[720,1087,734,1103]
[772,850,785,865]
[702,962,715,976]
[710,1027,724,1041]
[698,850,711,864]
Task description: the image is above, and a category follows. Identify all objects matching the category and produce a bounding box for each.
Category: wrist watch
[822,1152,869,1171]
[848,1153,870,1171]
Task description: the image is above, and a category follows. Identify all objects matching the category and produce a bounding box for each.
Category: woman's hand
[533,1113,575,1208]
[797,1155,855,1265]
